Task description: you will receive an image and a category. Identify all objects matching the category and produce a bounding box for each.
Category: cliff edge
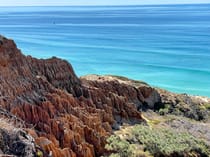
[0,35,209,157]
[0,36,161,157]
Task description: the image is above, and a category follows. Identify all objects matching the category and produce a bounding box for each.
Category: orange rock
[0,36,161,157]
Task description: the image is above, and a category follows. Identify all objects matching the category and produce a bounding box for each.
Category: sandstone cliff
[0,36,161,157]
[1,35,210,157]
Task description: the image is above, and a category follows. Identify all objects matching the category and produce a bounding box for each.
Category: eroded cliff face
[0,36,161,157]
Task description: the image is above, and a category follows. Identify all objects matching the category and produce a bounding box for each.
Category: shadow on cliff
[0,36,162,157]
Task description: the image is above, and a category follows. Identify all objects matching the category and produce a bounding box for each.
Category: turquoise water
[0,4,210,97]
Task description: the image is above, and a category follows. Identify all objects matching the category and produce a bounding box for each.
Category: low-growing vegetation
[157,102,209,121]
[132,125,210,156]
[105,135,135,157]
[105,125,210,157]
[203,104,210,110]
[109,75,149,86]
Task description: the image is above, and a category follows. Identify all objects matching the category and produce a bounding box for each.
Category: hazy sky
[1,0,210,6]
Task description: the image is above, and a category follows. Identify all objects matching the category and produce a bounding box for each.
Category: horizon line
[0,3,210,7]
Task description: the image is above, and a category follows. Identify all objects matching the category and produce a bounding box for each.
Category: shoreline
[0,35,210,156]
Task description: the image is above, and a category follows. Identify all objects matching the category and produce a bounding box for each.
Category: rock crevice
[0,36,162,157]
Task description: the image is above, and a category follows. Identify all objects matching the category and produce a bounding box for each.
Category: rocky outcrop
[80,75,161,121]
[156,88,210,121]
[0,118,37,157]
[0,36,161,157]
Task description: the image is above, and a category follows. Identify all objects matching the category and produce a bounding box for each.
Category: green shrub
[158,102,209,121]
[132,125,210,156]
[204,104,210,110]
[105,125,210,157]
[105,135,135,157]
[158,108,169,115]
[158,104,170,115]
[36,150,43,157]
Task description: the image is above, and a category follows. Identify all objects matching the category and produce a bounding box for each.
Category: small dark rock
[0,129,36,157]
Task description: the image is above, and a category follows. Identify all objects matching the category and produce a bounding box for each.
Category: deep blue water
[0,4,210,97]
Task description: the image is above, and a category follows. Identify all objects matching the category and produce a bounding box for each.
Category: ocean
[0,4,210,97]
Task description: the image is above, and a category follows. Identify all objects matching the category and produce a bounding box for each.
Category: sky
[0,0,210,6]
